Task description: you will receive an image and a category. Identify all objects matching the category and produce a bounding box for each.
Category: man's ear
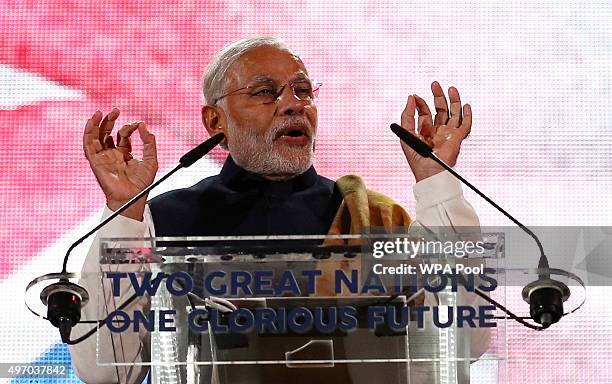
[201,105,228,147]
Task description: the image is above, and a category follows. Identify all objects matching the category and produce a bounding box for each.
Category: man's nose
[275,85,306,116]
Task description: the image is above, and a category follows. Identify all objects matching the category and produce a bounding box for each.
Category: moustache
[270,118,314,141]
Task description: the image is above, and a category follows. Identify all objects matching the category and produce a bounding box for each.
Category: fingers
[413,94,435,138]
[431,81,449,126]
[98,108,120,149]
[84,109,155,165]
[116,122,139,161]
[83,110,103,158]
[400,95,417,134]
[458,104,472,139]
[84,139,103,160]
[415,83,471,147]
[138,122,158,169]
[447,86,463,128]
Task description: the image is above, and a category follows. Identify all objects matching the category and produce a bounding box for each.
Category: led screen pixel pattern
[1,1,611,383]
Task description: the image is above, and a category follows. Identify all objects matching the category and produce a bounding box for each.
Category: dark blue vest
[148,156,342,237]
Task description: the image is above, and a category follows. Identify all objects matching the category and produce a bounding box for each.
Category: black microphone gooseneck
[44,132,225,343]
[390,123,568,328]
[61,132,225,275]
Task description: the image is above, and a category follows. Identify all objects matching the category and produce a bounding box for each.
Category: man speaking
[71,37,487,383]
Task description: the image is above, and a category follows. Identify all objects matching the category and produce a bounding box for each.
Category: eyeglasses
[213,79,322,105]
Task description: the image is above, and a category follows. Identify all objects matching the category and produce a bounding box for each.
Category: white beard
[225,117,315,178]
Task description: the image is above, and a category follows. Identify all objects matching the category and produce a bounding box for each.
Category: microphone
[42,132,225,343]
[390,123,569,328]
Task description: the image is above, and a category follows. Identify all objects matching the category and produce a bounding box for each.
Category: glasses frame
[212,79,322,105]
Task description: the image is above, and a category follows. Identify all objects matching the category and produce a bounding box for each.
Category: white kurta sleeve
[411,170,491,359]
[412,170,480,228]
[69,205,155,384]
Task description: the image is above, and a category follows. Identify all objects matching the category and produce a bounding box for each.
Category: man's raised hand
[400,81,472,182]
[83,108,158,221]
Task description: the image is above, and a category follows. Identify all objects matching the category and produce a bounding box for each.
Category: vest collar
[219,155,319,195]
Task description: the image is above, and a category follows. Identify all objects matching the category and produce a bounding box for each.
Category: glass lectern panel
[96,233,506,384]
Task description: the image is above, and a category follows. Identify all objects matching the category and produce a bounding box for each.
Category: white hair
[202,37,299,105]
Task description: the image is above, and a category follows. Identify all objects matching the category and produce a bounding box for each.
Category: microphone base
[41,281,89,328]
[522,279,570,327]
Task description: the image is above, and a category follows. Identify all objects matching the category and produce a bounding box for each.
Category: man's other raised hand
[400,81,472,182]
[83,108,158,221]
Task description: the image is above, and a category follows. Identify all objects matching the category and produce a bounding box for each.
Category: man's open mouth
[274,125,310,140]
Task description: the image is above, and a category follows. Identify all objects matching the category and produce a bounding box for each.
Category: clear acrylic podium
[97,233,507,384]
